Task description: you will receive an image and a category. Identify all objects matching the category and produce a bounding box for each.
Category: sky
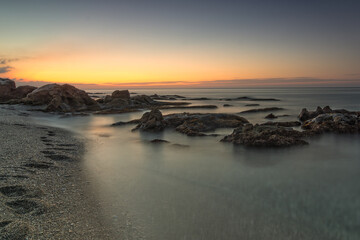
[0,0,360,88]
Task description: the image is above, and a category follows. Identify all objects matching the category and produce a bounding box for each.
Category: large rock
[302,113,360,134]
[10,85,37,99]
[129,111,249,136]
[111,90,130,100]
[133,109,166,131]
[165,113,249,136]
[0,78,16,100]
[24,84,100,112]
[221,124,308,147]
[0,79,37,101]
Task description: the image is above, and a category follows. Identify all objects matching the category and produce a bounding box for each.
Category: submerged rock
[265,113,277,119]
[221,124,308,147]
[239,107,284,114]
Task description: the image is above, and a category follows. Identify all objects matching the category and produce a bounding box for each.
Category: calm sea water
[32,88,360,240]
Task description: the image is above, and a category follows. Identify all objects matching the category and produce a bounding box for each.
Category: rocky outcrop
[302,113,360,134]
[165,113,249,136]
[0,79,37,101]
[23,84,100,112]
[111,90,130,100]
[11,86,37,99]
[132,109,166,131]
[119,110,249,136]
[0,79,16,100]
[221,124,308,147]
[297,106,347,122]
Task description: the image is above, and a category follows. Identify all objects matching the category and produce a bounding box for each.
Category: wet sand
[0,106,112,239]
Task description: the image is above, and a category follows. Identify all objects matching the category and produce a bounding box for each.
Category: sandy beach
[0,106,112,239]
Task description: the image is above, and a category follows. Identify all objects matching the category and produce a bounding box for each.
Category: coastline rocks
[221,124,308,147]
[11,86,37,99]
[166,113,248,136]
[298,106,335,122]
[23,84,100,112]
[302,113,360,134]
[122,110,249,136]
[111,90,130,100]
[132,109,166,131]
[0,78,16,99]
[0,79,37,101]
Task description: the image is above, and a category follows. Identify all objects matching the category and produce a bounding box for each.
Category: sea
[32,88,360,240]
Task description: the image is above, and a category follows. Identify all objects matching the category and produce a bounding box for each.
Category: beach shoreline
[0,106,112,239]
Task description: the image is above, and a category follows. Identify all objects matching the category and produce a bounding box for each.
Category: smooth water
[32,88,360,240]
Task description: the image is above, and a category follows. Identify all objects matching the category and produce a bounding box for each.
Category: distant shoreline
[0,106,112,239]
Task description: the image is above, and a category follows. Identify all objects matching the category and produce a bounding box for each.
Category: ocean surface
[32,88,360,240]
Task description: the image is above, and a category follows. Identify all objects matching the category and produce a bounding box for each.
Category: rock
[298,106,357,122]
[150,139,169,143]
[94,108,138,115]
[302,113,360,134]
[223,104,232,107]
[132,109,166,131]
[0,78,16,100]
[111,90,130,100]
[158,105,217,110]
[23,84,100,112]
[260,121,301,127]
[222,96,280,101]
[104,95,112,103]
[104,98,129,109]
[0,79,37,102]
[131,95,156,105]
[165,113,249,136]
[298,108,311,121]
[265,113,277,119]
[245,104,260,107]
[120,111,249,136]
[11,85,37,99]
[221,124,308,147]
[239,107,284,114]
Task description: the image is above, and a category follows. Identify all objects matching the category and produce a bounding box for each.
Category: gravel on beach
[0,106,113,239]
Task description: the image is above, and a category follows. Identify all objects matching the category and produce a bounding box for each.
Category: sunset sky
[1,0,359,88]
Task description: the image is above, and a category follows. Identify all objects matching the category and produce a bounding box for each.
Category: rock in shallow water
[221,124,308,147]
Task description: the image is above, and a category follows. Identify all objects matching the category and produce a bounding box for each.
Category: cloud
[0,66,13,74]
[0,58,19,65]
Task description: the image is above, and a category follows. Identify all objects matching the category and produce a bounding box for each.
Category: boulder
[0,78,16,100]
[23,84,100,112]
[104,98,129,109]
[128,111,249,136]
[132,109,166,131]
[302,113,360,134]
[111,90,130,100]
[10,85,37,99]
[221,124,308,147]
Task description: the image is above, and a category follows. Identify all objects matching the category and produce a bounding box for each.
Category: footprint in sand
[0,220,29,240]
[5,199,46,215]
